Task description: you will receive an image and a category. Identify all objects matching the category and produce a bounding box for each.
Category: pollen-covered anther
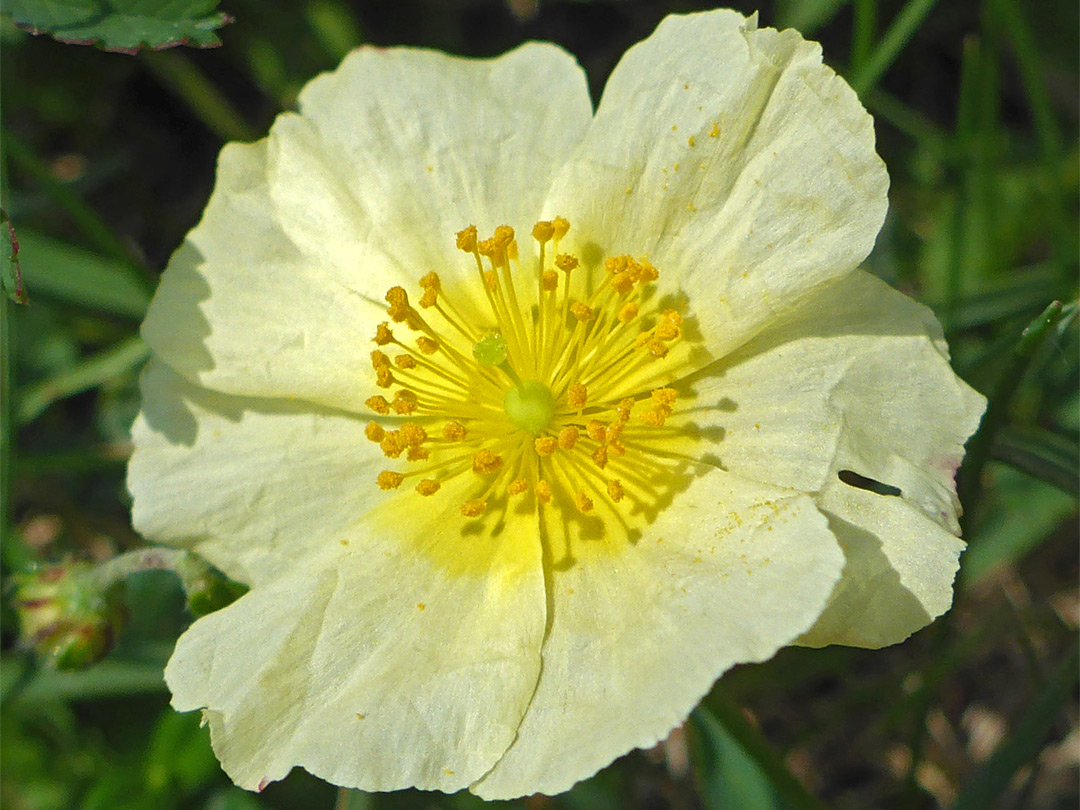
[607,479,625,502]
[611,272,634,295]
[376,368,394,389]
[472,449,504,474]
[592,445,608,469]
[541,270,558,291]
[391,390,419,415]
[570,301,595,322]
[616,398,634,422]
[652,387,678,408]
[551,216,570,241]
[406,446,430,461]
[456,225,478,253]
[574,492,594,513]
[637,259,659,284]
[586,420,607,442]
[373,323,393,345]
[377,471,404,490]
[567,383,587,410]
[508,478,528,496]
[534,436,558,456]
[419,288,438,308]
[647,340,670,359]
[416,336,439,355]
[483,271,498,291]
[399,423,428,447]
[618,302,639,323]
[380,431,406,458]
[532,221,554,243]
[558,426,579,449]
[364,421,385,442]
[366,395,390,415]
[394,354,417,370]
[555,254,578,273]
[371,350,391,371]
[461,500,487,517]
[655,309,683,340]
[416,479,441,496]
[443,421,467,441]
[534,481,553,504]
[419,272,441,291]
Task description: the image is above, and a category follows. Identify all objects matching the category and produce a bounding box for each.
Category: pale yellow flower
[127,9,985,799]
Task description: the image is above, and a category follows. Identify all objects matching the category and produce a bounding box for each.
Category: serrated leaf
[5,0,230,53]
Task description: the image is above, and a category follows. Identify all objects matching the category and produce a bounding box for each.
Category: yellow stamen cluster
[363,216,693,519]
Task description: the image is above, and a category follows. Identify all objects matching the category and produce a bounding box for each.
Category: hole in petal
[838,469,902,497]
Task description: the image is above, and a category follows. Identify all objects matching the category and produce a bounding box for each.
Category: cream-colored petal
[684,271,985,533]
[797,482,965,649]
[674,271,984,648]
[140,138,381,410]
[166,520,545,794]
[143,43,592,408]
[546,10,888,359]
[472,470,843,799]
[297,42,592,276]
[127,362,384,585]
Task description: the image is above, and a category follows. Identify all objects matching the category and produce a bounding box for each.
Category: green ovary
[504,381,555,435]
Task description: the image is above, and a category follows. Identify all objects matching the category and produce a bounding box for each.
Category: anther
[416,479,441,496]
[508,478,528,495]
[395,354,417,370]
[365,422,385,442]
[558,426,579,449]
[555,254,578,273]
[456,225,478,253]
[407,446,430,461]
[391,390,419,415]
[366,395,390,415]
[419,272,441,291]
[416,336,439,354]
[570,301,595,322]
[534,436,558,456]
[592,445,608,469]
[542,270,558,291]
[461,500,487,517]
[472,449,503,474]
[377,471,404,490]
[567,383,587,409]
[552,217,570,241]
[586,420,607,442]
[443,421,466,441]
[374,323,393,345]
[607,479,625,502]
[618,302,639,323]
[535,481,552,504]
[532,221,554,243]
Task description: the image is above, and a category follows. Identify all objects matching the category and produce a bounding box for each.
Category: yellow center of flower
[364,217,703,535]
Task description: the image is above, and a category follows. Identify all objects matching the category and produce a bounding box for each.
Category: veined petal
[472,470,843,799]
[166,529,545,793]
[797,482,965,648]
[143,43,592,408]
[547,9,888,359]
[297,42,592,279]
[128,362,384,585]
[686,271,985,532]
[141,139,381,410]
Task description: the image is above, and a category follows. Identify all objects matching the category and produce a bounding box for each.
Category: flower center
[364,218,702,527]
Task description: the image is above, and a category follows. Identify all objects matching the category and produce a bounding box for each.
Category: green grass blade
[699,691,829,810]
[16,228,152,318]
[850,0,943,95]
[17,335,150,424]
[992,425,1080,495]
[689,705,788,810]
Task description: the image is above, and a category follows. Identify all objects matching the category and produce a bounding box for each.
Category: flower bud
[13,561,125,670]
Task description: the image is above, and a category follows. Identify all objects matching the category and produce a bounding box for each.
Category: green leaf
[689,707,788,810]
[4,0,230,53]
[16,228,151,318]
